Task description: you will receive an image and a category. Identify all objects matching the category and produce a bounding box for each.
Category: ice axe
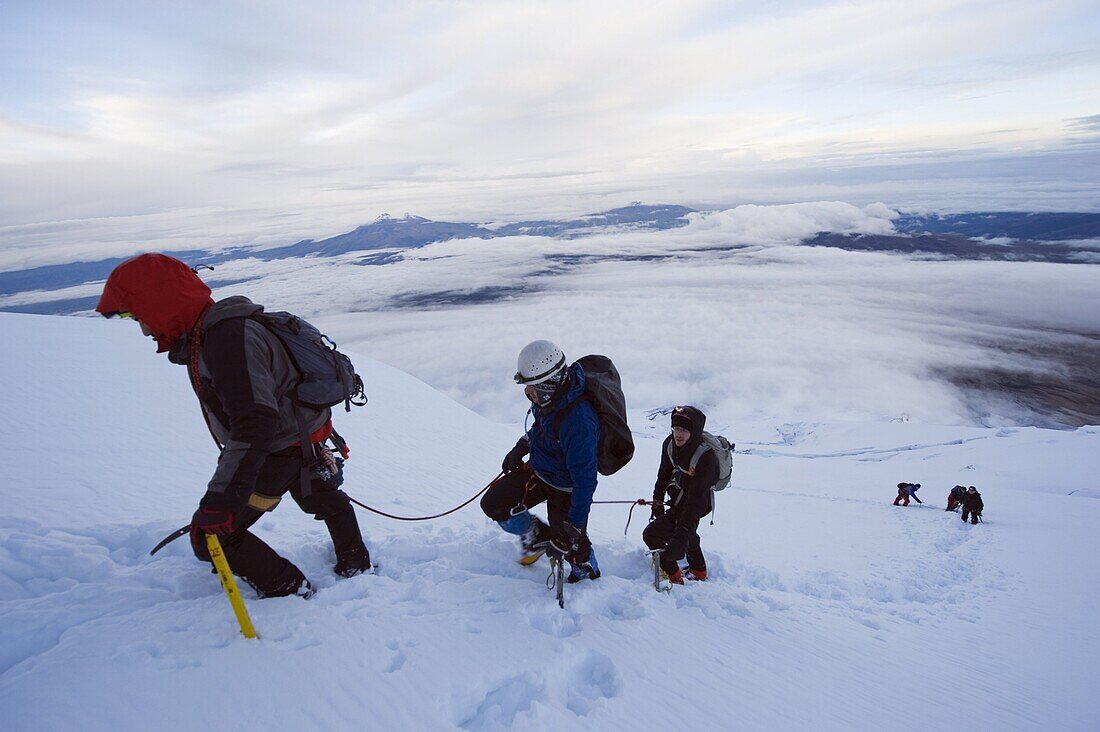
[206,534,258,639]
[150,523,191,555]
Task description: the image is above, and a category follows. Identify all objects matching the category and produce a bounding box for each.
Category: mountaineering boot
[498,511,548,565]
[334,544,372,578]
[667,569,685,586]
[685,567,708,582]
[256,571,315,599]
[520,516,551,566]
[566,549,601,584]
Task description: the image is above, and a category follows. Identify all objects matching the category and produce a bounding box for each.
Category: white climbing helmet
[514,340,567,385]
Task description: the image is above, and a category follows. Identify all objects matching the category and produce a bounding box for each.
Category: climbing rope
[346,472,659,533]
[346,472,503,521]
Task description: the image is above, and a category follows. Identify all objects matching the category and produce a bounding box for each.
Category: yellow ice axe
[206,534,259,639]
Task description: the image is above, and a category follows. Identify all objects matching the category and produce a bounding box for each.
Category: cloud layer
[111,201,1098,429]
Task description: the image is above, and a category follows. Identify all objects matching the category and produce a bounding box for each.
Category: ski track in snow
[1,313,1099,730]
[740,436,992,461]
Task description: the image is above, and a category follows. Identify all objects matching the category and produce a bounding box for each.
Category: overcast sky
[1,0,1098,259]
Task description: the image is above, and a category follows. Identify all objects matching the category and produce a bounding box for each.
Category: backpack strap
[668,439,710,477]
[687,442,709,475]
[295,414,316,499]
[551,397,585,440]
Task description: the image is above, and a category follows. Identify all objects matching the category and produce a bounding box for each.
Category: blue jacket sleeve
[559,402,600,527]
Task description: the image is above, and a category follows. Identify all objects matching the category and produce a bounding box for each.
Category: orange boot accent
[686,568,708,581]
[668,569,685,585]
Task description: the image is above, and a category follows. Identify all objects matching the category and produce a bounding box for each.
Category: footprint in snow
[563,649,621,715]
[458,672,544,731]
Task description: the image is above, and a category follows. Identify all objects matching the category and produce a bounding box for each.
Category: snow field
[1,312,1099,730]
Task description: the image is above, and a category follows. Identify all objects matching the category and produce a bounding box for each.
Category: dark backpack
[555,354,634,475]
[251,310,367,412]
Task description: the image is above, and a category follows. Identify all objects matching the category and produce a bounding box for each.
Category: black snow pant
[643,513,706,576]
[192,447,368,597]
[480,468,591,563]
[961,509,980,524]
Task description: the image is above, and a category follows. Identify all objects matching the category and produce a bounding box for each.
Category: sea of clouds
[78,201,1100,428]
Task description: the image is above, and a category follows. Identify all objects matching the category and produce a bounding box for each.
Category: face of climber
[672,426,691,448]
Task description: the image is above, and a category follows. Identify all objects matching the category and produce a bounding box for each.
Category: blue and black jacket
[525,363,600,527]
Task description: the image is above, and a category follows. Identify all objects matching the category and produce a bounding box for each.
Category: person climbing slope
[643,406,717,585]
[480,340,602,583]
[97,253,372,599]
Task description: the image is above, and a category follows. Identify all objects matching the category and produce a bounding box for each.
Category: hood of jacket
[166,295,266,365]
[670,405,707,465]
[96,253,213,353]
[531,362,586,420]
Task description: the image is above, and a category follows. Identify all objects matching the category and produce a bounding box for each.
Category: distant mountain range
[894,212,1100,241]
[805,232,1100,264]
[1,205,1097,315]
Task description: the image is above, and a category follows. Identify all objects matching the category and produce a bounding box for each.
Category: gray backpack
[252,310,367,412]
[669,431,735,491]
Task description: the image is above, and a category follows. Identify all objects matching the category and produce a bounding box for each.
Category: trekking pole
[206,535,258,639]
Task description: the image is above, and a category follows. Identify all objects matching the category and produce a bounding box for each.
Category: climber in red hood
[96,252,372,599]
[96,253,213,352]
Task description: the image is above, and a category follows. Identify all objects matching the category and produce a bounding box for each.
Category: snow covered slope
[1,312,1098,730]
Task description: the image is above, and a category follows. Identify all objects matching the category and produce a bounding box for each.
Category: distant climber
[480,340,602,583]
[97,253,372,599]
[946,484,967,512]
[961,486,984,524]
[894,482,923,506]
[643,406,717,585]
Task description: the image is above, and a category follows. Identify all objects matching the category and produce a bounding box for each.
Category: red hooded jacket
[96,254,213,352]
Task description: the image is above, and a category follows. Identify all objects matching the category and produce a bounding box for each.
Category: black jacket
[653,406,718,523]
[170,297,330,510]
[962,490,984,513]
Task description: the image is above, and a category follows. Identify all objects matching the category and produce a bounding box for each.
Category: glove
[191,506,235,536]
[548,521,585,562]
[664,526,688,562]
[650,499,665,520]
[311,445,345,490]
[501,439,529,473]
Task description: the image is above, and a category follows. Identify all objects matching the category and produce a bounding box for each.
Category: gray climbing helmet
[514,340,567,385]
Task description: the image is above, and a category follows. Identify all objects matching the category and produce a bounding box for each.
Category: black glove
[501,439,529,473]
[650,498,665,520]
[547,521,585,562]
